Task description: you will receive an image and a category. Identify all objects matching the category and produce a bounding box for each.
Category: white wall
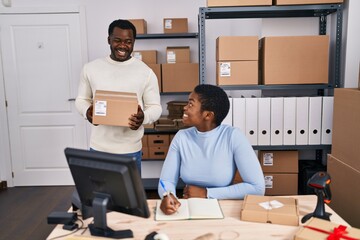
[0,0,358,183]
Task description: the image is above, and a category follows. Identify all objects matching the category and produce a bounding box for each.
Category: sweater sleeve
[158,134,181,198]
[207,129,265,199]
[142,69,162,125]
[75,65,92,119]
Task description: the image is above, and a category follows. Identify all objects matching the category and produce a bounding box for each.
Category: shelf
[145,129,179,134]
[220,84,333,91]
[160,91,191,96]
[136,32,198,39]
[201,4,340,19]
[252,145,331,151]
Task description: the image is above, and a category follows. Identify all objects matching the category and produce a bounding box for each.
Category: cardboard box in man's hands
[93,90,138,127]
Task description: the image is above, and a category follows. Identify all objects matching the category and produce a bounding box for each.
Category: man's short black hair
[108,19,136,38]
[194,84,230,126]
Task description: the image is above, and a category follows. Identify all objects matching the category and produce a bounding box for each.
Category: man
[75,19,162,174]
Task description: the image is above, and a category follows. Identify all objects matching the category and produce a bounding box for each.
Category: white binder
[321,96,334,145]
[245,98,258,145]
[233,97,246,134]
[258,98,271,146]
[308,97,322,145]
[283,97,296,145]
[296,97,309,145]
[270,97,284,146]
[222,97,233,126]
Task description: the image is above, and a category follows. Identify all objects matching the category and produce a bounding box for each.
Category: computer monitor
[64,147,150,239]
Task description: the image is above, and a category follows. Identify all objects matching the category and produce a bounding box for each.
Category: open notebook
[155,198,224,221]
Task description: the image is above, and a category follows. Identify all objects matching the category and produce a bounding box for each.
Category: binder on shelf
[258,98,271,146]
[283,97,296,145]
[270,97,284,146]
[308,97,322,145]
[222,97,233,126]
[321,96,334,145]
[233,97,246,134]
[245,97,258,145]
[295,97,309,145]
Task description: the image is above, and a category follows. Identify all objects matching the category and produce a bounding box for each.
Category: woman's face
[183,91,206,129]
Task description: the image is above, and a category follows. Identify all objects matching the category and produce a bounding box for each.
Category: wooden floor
[0,186,159,240]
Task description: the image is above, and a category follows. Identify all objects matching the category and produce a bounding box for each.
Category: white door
[0,12,88,186]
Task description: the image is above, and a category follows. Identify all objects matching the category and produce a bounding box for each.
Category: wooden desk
[47,195,349,240]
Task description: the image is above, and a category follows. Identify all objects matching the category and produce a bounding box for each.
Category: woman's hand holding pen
[160,194,181,215]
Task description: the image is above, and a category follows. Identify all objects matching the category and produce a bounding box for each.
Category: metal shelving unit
[198,3,343,88]
[198,4,343,155]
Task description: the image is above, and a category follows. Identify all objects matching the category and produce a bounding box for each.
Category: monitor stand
[88,196,133,239]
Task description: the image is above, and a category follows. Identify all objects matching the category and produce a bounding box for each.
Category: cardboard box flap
[95,90,137,101]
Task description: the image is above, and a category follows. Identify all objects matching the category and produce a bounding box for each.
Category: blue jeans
[90,148,142,175]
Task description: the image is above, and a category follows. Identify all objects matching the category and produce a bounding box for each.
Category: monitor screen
[65,147,150,239]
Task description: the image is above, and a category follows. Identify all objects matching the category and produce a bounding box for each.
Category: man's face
[108,27,134,62]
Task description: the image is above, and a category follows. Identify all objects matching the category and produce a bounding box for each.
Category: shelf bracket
[319,15,327,35]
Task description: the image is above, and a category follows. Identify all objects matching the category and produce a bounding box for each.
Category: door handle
[68,98,76,102]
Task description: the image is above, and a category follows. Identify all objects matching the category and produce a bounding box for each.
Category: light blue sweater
[158,124,265,199]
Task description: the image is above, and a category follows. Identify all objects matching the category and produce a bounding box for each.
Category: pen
[159,179,167,192]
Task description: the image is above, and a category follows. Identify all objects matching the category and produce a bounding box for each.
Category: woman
[158,84,265,215]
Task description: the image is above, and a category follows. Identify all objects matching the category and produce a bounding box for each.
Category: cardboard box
[93,90,138,126]
[295,217,360,240]
[167,101,187,119]
[216,61,258,86]
[163,18,188,34]
[147,63,162,92]
[128,19,147,34]
[149,146,168,159]
[240,195,299,226]
[132,50,157,64]
[260,35,329,85]
[327,154,360,228]
[259,150,298,173]
[332,88,360,171]
[148,134,170,147]
[264,173,298,195]
[216,36,259,61]
[162,63,199,92]
[275,0,343,5]
[143,123,155,129]
[207,0,272,7]
[142,147,149,160]
[166,46,190,64]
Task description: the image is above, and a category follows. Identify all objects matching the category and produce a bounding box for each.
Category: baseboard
[0,181,7,191]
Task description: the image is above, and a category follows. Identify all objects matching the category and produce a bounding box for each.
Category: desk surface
[47,195,349,240]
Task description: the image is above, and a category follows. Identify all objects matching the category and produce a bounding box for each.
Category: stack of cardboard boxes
[233,150,299,195]
[327,87,360,228]
[216,36,258,86]
[131,18,198,93]
[259,150,299,195]
[142,134,170,160]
